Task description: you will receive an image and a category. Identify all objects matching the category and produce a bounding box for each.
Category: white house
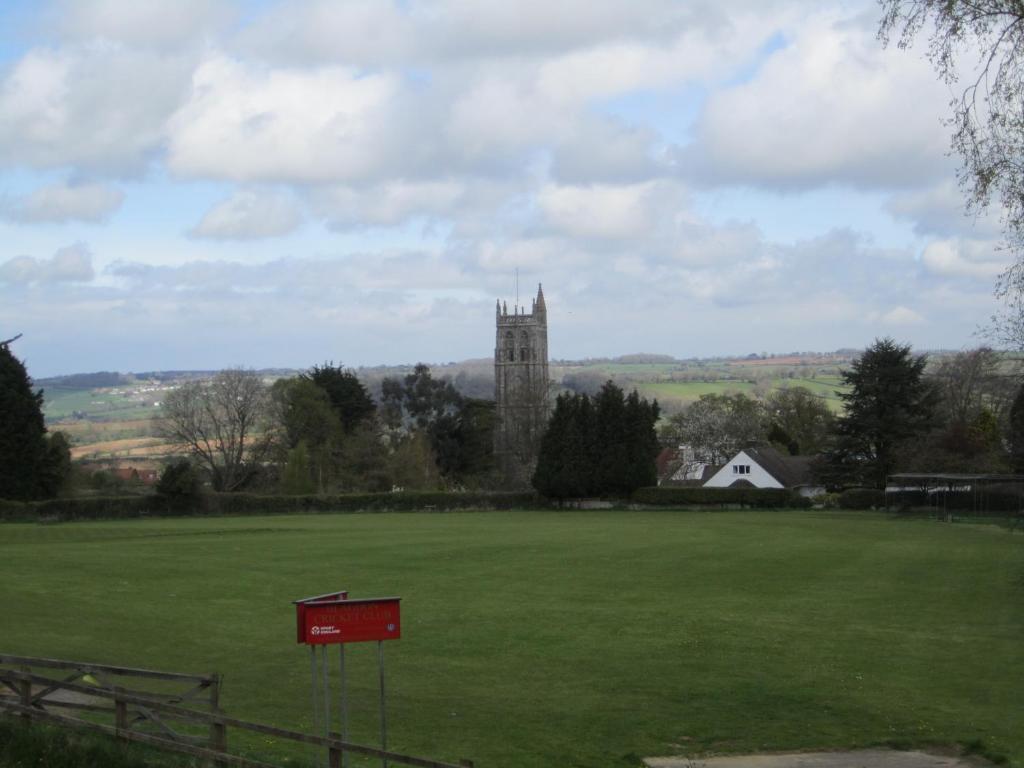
[703,446,822,497]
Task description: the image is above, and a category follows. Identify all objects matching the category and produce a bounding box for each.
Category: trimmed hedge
[632,486,811,509]
[0,491,541,523]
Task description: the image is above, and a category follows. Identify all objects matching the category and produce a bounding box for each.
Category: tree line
[661,338,1024,490]
[155,362,500,497]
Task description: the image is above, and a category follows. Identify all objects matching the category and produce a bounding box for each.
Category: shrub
[632,486,803,508]
[838,488,886,510]
[811,492,841,509]
[155,460,202,505]
[0,491,542,522]
[0,498,30,521]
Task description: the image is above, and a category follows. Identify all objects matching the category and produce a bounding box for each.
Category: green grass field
[1,511,1021,768]
[639,377,846,410]
[41,386,160,422]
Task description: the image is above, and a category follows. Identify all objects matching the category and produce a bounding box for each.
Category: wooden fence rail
[0,665,473,768]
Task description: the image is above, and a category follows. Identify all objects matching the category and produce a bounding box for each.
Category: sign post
[295,592,401,768]
[378,640,388,768]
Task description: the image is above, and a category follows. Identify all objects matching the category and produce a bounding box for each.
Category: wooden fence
[0,655,473,768]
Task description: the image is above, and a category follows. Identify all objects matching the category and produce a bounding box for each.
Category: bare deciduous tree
[930,347,1018,424]
[157,369,274,492]
[879,2,1024,343]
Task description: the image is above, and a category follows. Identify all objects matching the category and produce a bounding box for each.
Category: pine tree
[821,338,937,489]
[533,384,658,500]
[0,340,52,500]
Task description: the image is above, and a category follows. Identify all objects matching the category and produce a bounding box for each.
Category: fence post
[114,687,128,738]
[17,672,31,726]
[210,717,228,768]
[459,761,475,768]
[329,745,342,768]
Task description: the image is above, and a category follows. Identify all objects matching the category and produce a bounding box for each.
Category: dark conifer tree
[0,339,52,500]
[304,362,377,433]
[532,392,577,500]
[594,381,632,495]
[624,389,660,490]
[533,383,659,499]
[819,338,937,489]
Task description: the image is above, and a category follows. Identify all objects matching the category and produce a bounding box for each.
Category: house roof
[701,464,722,482]
[742,446,815,488]
[655,447,677,476]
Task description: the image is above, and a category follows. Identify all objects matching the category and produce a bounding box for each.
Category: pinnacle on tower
[496,299,501,317]
[535,283,546,315]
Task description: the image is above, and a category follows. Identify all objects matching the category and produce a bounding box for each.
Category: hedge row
[0,491,541,522]
[838,488,886,510]
[632,486,811,508]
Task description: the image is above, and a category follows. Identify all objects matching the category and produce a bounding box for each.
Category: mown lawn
[0,511,1021,768]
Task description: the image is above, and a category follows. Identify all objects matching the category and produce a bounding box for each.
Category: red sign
[294,591,349,644]
[298,597,401,645]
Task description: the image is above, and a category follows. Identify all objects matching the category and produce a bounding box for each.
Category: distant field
[555,362,681,376]
[42,386,161,422]
[1,511,1019,768]
[639,376,847,410]
[68,436,173,461]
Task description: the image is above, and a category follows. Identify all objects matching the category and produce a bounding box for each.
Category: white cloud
[54,0,236,49]
[475,237,591,272]
[686,12,952,189]
[311,180,466,229]
[921,238,1008,280]
[0,243,94,284]
[191,189,302,239]
[875,306,926,326]
[0,46,193,175]
[538,181,688,239]
[1,181,124,223]
[236,0,781,66]
[166,55,400,184]
[886,180,1001,238]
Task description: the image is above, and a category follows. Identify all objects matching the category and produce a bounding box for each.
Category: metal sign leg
[378,640,388,768]
[310,646,321,768]
[321,645,331,766]
[339,644,349,768]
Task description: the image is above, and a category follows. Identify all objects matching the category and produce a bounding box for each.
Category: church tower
[494,283,550,477]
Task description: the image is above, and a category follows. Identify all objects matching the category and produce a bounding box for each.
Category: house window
[732,465,750,475]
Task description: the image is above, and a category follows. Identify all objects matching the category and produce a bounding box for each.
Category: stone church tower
[494,284,550,477]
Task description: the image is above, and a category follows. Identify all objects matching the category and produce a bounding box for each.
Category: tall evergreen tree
[0,339,64,500]
[624,389,660,490]
[304,362,376,433]
[533,393,595,499]
[820,338,937,489]
[594,381,631,495]
[533,383,658,500]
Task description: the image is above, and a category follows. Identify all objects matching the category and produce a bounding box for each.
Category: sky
[0,0,1010,378]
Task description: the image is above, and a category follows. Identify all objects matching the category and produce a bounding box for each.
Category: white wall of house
[704,450,783,489]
